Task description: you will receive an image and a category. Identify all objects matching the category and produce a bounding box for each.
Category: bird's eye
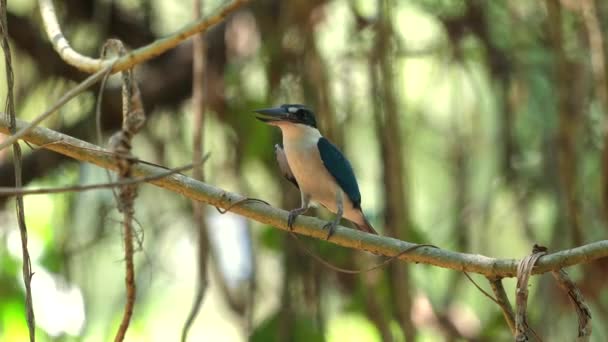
[296,109,305,118]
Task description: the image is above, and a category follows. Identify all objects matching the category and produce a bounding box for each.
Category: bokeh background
[2,0,608,340]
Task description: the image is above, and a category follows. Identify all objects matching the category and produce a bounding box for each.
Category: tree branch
[1,4,36,340]
[551,269,592,340]
[0,64,113,151]
[38,0,248,73]
[1,115,608,277]
[488,277,516,334]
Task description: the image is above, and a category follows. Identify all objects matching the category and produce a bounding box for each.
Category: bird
[254,104,378,238]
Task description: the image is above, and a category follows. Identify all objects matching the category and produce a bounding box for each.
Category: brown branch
[107,40,146,342]
[488,277,516,334]
[0,4,35,341]
[39,0,249,74]
[463,272,500,306]
[1,116,608,277]
[515,245,547,340]
[551,269,592,340]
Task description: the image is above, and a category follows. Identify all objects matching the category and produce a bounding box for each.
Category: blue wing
[317,137,362,208]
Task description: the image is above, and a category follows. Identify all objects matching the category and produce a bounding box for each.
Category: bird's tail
[355,212,378,235]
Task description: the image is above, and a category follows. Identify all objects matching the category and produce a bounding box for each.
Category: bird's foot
[323,220,339,240]
[287,207,307,229]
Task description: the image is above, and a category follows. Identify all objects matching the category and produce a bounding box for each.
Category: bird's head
[254,104,317,129]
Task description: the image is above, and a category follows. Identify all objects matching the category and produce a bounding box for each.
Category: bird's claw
[323,221,338,240]
[287,208,305,229]
[287,212,297,229]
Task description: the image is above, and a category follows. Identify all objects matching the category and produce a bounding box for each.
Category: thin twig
[462,272,500,305]
[114,204,136,342]
[0,3,35,340]
[1,116,608,277]
[289,232,435,274]
[0,63,114,151]
[38,0,249,74]
[0,161,204,196]
[216,197,270,214]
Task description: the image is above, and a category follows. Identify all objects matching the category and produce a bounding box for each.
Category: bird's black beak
[254,107,289,124]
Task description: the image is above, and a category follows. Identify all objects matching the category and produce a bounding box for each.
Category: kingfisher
[254,104,378,238]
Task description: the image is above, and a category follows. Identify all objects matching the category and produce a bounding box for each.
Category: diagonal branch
[38,0,248,74]
[0,64,113,151]
[551,269,592,340]
[488,277,516,334]
[1,115,608,277]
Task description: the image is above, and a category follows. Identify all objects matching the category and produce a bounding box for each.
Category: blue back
[317,137,362,208]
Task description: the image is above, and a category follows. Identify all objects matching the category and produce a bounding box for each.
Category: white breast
[279,124,362,223]
[281,125,337,207]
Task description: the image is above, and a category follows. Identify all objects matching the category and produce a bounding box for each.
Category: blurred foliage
[2,0,608,341]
